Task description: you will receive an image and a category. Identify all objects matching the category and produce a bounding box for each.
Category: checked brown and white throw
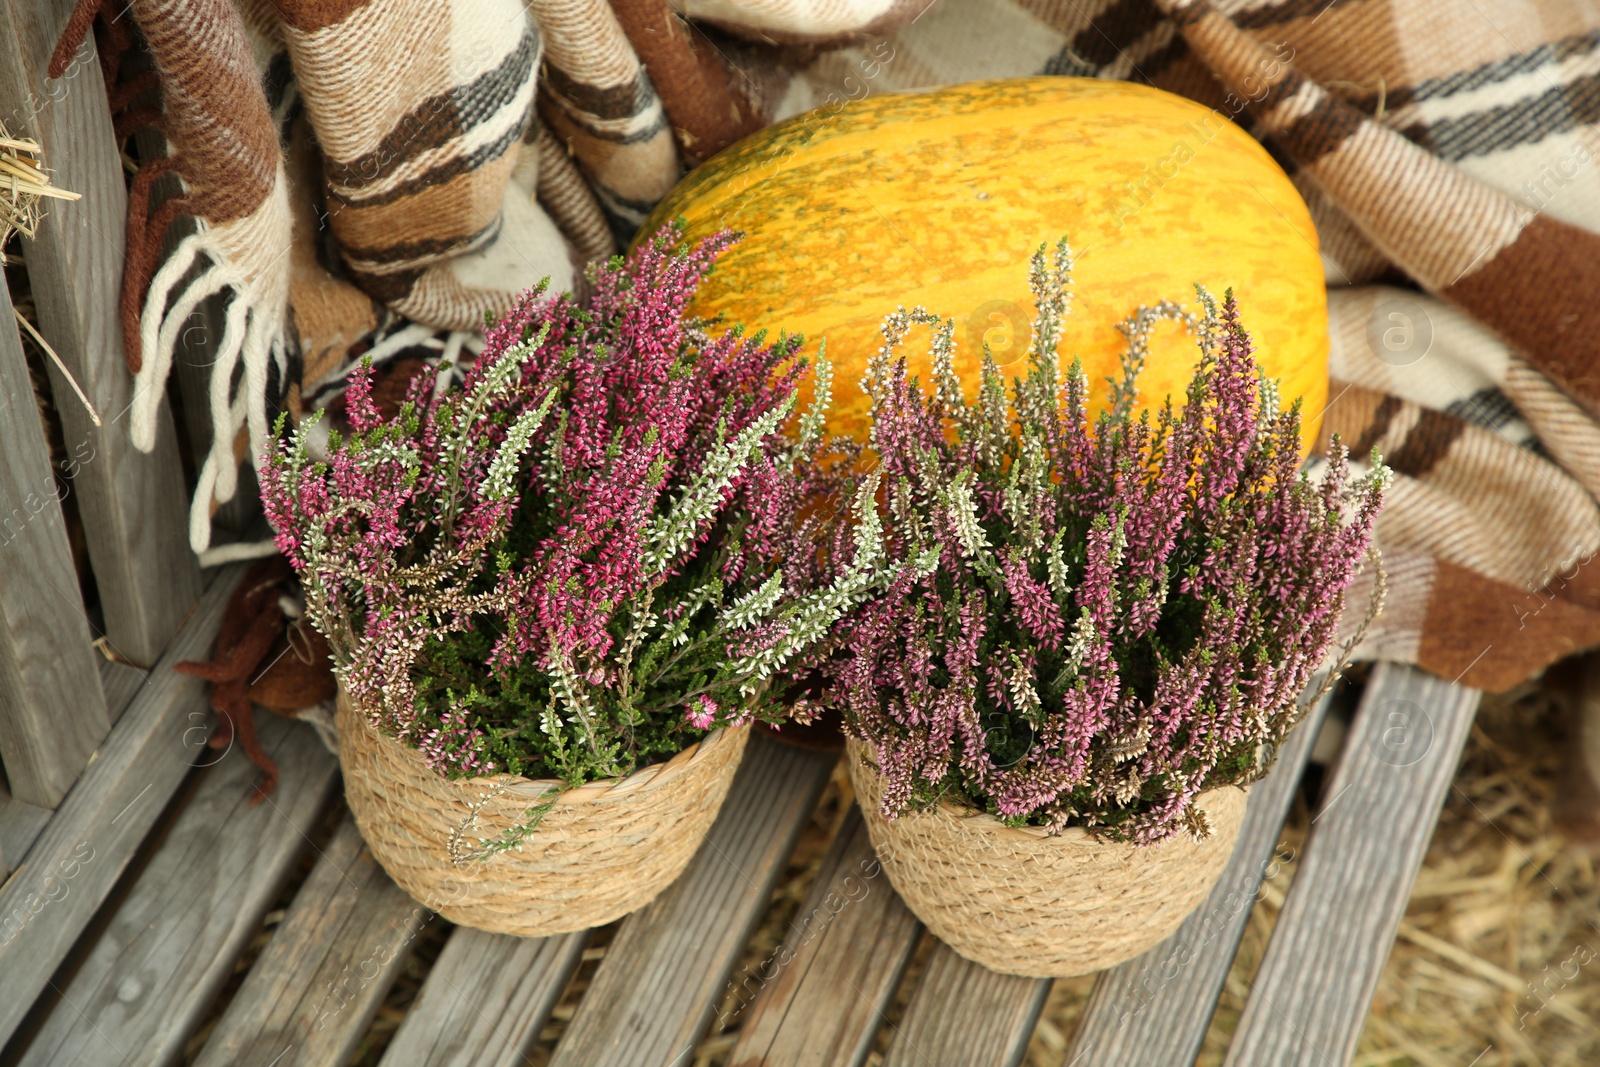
[46,0,1600,693]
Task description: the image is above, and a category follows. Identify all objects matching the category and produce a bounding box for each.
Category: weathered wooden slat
[0,283,109,808]
[881,943,1050,1067]
[378,927,588,1067]
[1,670,141,876]
[0,0,203,668]
[0,794,51,877]
[728,804,922,1067]
[548,735,837,1067]
[99,658,149,721]
[17,714,339,1067]
[0,563,244,1045]
[192,819,432,1067]
[1065,688,1336,1065]
[0,663,142,875]
[1223,663,1480,1066]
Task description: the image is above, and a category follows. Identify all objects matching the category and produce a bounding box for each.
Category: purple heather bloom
[260,224,871,787]
[831,239,1389,844]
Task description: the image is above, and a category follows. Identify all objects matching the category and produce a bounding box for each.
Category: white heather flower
[480,388,556,501]
[723,572,785,631]
[948,472,991,564]
[644,398,794,573]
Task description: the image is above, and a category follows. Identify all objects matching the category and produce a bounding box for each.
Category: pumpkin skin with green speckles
[640,77,1328,452]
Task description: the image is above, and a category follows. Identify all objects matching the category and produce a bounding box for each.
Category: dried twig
[13,306,100,426]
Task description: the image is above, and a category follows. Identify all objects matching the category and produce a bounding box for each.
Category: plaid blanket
[58,0,1600,691]
[729,0,1600,691]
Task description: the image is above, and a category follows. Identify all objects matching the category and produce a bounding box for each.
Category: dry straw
[0,122,78,264]
[1339,684,1600,1067]
[337,692,751,937]
[2,121,99,426]
[847,739,1250,978]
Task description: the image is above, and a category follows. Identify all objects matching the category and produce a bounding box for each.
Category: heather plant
[836,239,1389,844]
[260,225,886,798]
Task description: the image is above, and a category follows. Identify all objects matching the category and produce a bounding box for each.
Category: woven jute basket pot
[337,691,750,937]
[846,739,1249,978]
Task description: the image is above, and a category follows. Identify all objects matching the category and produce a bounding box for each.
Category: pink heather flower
[830,238,1389,845]
[261,223,865,786]
[417,694,496,777]
[686,695,719,730]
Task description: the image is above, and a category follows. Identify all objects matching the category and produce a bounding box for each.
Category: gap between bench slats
[0,662,145,878]
[1065,686,1336,1065]
[16,714,338,1067]
[1223,662,1481,1066]
[0,563,245,1046]
[548,734,837,1067]
[377,927,587,1067]
[728,803,921,1067]
[193,818,430,1067]
[882,943,1050,1067]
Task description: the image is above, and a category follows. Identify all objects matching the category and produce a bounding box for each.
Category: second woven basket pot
[846,739,1249,978]
[337,692,750,937]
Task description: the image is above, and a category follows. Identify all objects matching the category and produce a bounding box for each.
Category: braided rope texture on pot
[337,691,750,936]
[846,739,1249,978]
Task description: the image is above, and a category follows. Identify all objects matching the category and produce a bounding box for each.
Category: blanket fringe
[130,227,290,554]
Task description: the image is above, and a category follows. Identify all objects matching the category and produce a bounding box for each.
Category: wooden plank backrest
[0,662,140,875]
[0,793,50,878]
[97,658,149,722]
[0,280,109,808]
[1222,662,1480,1066]
[0,0,202,671]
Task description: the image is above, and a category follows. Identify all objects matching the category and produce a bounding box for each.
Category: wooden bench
[0,5,1484,1063]
[0,567,1481,1065]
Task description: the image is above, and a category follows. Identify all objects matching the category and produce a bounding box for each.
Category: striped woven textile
[51,0,608,551]
[50,0,1600,689]
[530,0,684,237]
[1144,0,1600,690]
[51,0,295,553]
[272,0,575,329]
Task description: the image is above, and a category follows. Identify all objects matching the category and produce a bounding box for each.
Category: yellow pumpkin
[641,77,1328,452]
